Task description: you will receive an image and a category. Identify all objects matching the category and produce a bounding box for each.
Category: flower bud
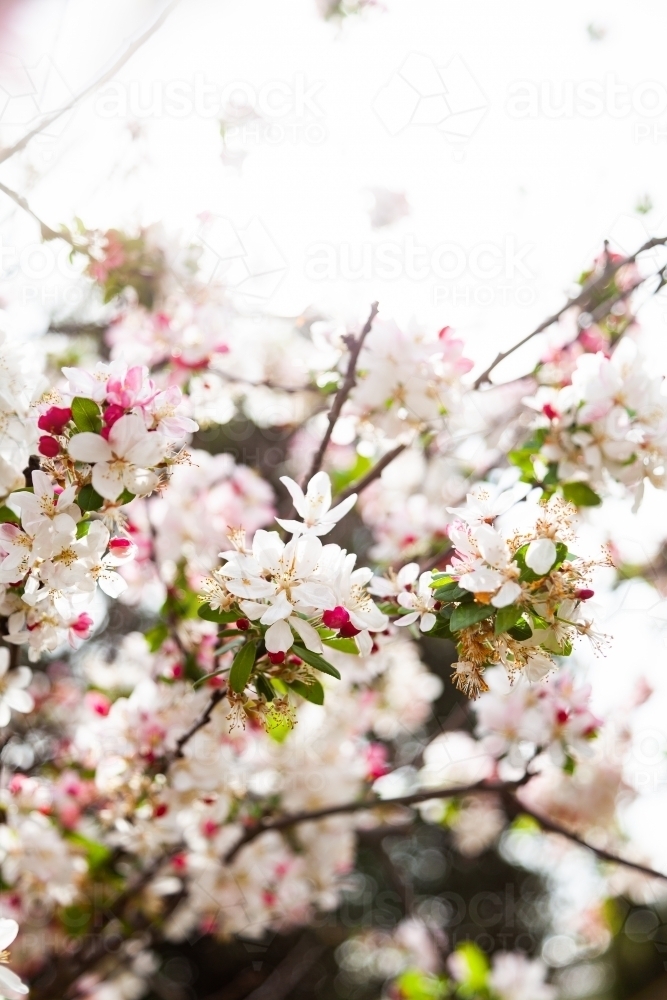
[38,435,60,458]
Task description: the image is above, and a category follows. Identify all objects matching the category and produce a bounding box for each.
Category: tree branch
[473,236,667,389]
[0,181,69,242]
[336,441,408,502]
[169,686,227,761]
[222,779,509,863]
[303,301,379,485]
[0,0,182,166]
[222,780,667,885]
[509,794,667,882]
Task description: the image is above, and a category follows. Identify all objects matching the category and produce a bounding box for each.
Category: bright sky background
[2,0,667,872]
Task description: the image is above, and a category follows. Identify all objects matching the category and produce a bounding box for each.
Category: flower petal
[264,619,293,654]
[68,433,113,464]
[288,616,323,653]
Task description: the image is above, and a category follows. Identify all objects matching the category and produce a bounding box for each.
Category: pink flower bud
[103,403,125,427]
[576,589,595,600]
[542,403,559,421]
[322,606,350,629]
[338,620,361,638]
[268,651,286,665]
[71,613,94,639]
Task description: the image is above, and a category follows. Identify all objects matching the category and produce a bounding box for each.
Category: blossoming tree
[0,9,666,999]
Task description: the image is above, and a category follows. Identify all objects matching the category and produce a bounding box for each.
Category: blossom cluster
[372,487,601,697]
[200,470,388,711]
[518,340,667,506]
[0,361,196,660]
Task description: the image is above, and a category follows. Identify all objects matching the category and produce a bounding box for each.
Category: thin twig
[170,686,227,761]
[336,441,408,502]
[473,236,667,388]
[0,181,67,242]
[303,301,379,485]
[509,794,667,882]
[0,0,182,166]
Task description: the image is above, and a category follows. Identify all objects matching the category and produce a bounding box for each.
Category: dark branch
[336,441,408,502]
[473,235,667,388]
[303,301,379,485]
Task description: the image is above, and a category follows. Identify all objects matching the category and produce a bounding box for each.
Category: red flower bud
[38,435,60,458]
[576,589,595,600]
[338,621,361,638]
[38,406,72,435]
[236,618,250,631]
[268,651,286,664]
[103,403,125,427]
[542,403,559,421]
[322,606,350,629]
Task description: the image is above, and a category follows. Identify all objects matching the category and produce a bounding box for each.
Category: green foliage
[65,832,113,872]
[77,484,104,512]
[508,427,547,481]
[75,519,92,538]
[198,604,240,624]
[394,968,449,1000]
[287,678,325,705]
[291,645,341,679]
[514,540,568,582]
[71,397,102,434]
[144,623,169,652]
[561,481,602,506]
[494,604,523,634]
[452,941,490,997]
[322,636,359,654]
[330,451,372,494]
[507,617,533,641]
[433,581,469,601]
[0,505,19,524]
[229,641,257,693]
[449,602,493,632]
[254,672,275,701]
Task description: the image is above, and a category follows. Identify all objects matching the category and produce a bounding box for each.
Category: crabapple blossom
[68,413,167,501]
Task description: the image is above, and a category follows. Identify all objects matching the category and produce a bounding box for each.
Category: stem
[223,780,667,883]
[303,302,379,485]
[473,236,667,388]
[336,441,408,501]
[0,0,182,166]
[170,686,227,761]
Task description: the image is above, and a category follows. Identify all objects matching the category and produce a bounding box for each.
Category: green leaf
[77,484,104,512]
[66,832,112,872]
[291,645,341,679]
[145,623,169,652]
[508,618,533,641]
[494,604,523,634]
[322,637,359,654]
[428,619,453,639]
[229,641,257,693]
[449,602,493,631]
[452,941,490,997]
[197,604,240,624]
[117,488,136,505]
[255,673,275,702]
[433,582,468,601]
[562,481,602,506]
[287,679,325,705]
[0,505,19,524]
[71,397,102,433]
[76,520,91,538]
